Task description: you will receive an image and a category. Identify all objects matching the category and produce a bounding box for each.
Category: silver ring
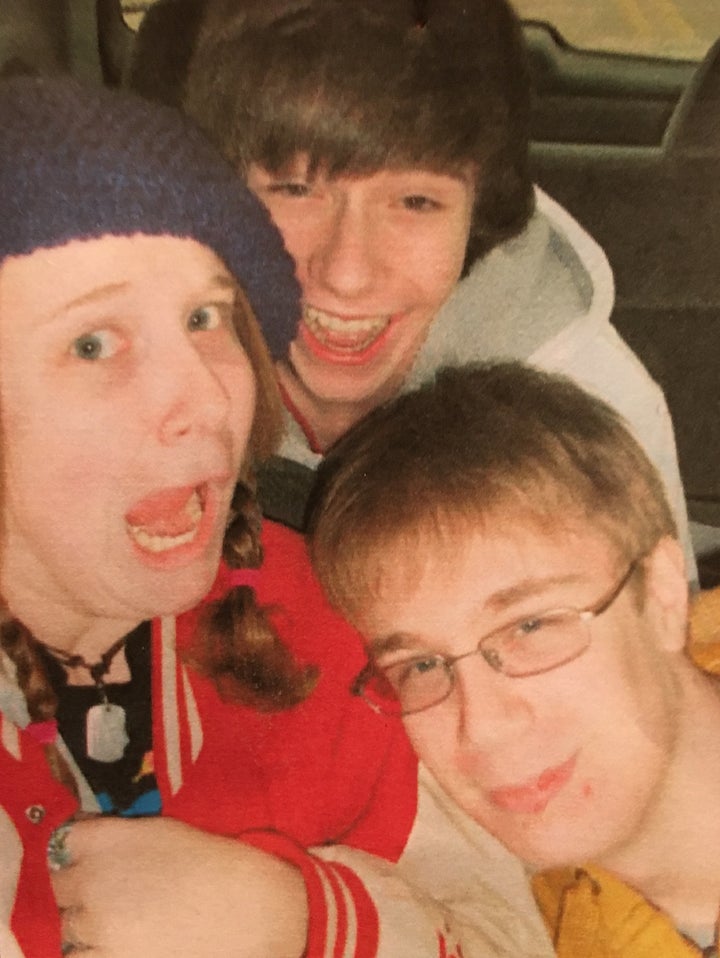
[47,821,74,872]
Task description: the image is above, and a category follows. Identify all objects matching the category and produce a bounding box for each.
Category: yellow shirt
[532,612,720,958]
[532,865,710,957]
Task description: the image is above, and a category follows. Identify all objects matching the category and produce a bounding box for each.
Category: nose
[306,194,379,301]
[151,336,232,445]
[453,655,534,750]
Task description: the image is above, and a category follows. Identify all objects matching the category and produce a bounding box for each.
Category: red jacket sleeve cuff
[241,830,379,958]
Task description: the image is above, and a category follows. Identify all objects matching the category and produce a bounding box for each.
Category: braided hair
[187,482,318,711]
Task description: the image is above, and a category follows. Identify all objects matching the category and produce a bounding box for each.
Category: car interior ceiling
[2,0,720,586]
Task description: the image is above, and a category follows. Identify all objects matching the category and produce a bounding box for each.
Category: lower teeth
[130,526,198,553]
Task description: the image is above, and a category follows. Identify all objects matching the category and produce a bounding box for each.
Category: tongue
[126,486,198,537]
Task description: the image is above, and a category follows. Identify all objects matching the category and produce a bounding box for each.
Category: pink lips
[488,755,577,814]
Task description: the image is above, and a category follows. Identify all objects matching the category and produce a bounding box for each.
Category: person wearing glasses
[307,361,720,958]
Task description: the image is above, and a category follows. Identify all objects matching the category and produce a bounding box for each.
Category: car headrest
[664,36,720,157]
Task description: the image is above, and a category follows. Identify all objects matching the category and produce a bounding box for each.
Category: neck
[276,361,384,453]
[600,666,720,929]
[3,581,140,669]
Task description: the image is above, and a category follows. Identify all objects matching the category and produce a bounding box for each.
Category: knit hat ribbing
[0,75,298,359]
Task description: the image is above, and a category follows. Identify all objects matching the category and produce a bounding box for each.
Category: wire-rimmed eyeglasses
[352,558,640,717]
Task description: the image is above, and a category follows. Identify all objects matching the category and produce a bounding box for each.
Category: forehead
[356,518,621,648]
[0,235,230,316]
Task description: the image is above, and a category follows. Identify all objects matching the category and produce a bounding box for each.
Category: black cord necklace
[40,634,130,763]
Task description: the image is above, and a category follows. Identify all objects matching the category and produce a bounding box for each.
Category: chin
[507,821,616,871]
[143,559,221,619]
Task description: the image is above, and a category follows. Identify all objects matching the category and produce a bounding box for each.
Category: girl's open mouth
[125,484,207,554]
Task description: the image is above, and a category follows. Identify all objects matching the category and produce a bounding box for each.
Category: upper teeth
[304,305,389,339]
[127,489,203,553]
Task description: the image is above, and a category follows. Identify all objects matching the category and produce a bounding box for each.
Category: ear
[641,536,689,653]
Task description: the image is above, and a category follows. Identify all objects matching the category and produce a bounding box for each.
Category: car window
[121,2,147,31]
[514,1,717,61]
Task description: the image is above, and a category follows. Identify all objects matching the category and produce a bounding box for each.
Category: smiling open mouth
[126,484,205,554]
[303,305,390,353]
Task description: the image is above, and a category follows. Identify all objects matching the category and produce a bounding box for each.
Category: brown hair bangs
[185,0,535,265]
[307,362,677,624]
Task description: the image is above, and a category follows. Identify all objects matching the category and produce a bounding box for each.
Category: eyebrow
[52,282,130,317]
[197,274,241,302]
[52,274,239,318]
[485,572,587,612]
[206,275,239,294]
[368,572,588,657]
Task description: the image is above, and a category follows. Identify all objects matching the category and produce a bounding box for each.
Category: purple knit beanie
[0,74,298,359]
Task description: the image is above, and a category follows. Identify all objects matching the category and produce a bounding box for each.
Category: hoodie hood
[405,186,615,390]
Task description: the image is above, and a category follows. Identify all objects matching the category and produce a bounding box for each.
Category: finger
[48,821,76,873]
[50,822,83,910]
[59,906,94,955]
[48,813,105,879]
[61,941,94,954]
[61,936,94,955]
[49,816,127,910]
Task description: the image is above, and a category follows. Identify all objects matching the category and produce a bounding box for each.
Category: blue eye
[188,305,222,332]
[411,657,442,675]
[517,617,546,636]
[394,656,444,688]
[71,330,119,361]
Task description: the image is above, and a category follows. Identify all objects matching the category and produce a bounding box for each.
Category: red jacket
[0,522,418,958]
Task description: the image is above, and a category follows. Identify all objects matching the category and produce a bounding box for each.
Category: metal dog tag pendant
[86,703,129,763]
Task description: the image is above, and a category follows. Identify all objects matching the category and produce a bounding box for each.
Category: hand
[50,817,307,958]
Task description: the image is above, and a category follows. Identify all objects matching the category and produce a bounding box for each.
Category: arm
[50,816,464,958]
[50,817,308,958]
[51,806,554,958]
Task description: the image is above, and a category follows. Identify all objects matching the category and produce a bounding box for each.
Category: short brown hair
[307,362,677,623]
[184,0,534,268]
